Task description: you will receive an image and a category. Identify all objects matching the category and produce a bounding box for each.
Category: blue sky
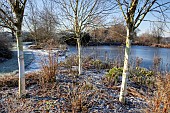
[138,12,170,37]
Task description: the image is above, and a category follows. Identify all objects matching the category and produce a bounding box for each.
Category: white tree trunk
[119,28,131,103]
[16,30,26,97]
[77,38,82,75]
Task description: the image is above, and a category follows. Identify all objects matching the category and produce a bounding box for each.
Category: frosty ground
[0,69,149,113]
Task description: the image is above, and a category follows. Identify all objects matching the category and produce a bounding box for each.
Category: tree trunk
[16,30,26,97]
[157,36,161,44]
[119,27,132,103]
[77,38,82,75]
[34,26,38,46]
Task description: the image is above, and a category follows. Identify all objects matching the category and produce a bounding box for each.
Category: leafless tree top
[115,0,170,30]
[55,0,114,33]
[0,0,27,31]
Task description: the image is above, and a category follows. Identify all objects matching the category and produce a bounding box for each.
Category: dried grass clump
[66,82,97,112]
[63,55,79,68]
[153,56,162,72]
[40,49,58,84]
[147,74,170,113]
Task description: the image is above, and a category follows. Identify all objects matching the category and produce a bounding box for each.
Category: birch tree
[115,0,170,103]
[56,0,110,75]
[0,0,27,97]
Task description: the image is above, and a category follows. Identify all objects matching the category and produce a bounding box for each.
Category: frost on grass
[0,70,148,113]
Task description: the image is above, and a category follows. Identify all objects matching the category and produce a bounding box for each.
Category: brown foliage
[90,24,126,43]
[147,74,170,113]
[107,24,126,43]
[0,72,40,89]
[134,32,157,46]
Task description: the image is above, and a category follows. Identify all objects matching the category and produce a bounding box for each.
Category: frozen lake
[68,45,170,71]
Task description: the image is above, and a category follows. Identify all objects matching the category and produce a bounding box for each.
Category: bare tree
[152,21,164,44]
[56,0,110,75]
[137,32,156,45]
[26,0,39,45]
[89,24,126,43]
[115,0,170,103]
[0,0,27,97]
[108,23,126,43]
[26,0,59,45]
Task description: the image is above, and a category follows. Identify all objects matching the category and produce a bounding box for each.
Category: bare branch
[134,0,156,29]
[116,0,127,21]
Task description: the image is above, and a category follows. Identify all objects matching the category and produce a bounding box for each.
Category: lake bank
[66,41,170,49]
[132,42,170,48]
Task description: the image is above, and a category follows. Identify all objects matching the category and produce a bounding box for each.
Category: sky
[138,13,170,37]
[137,0,170,37]
[22,0,170,37]
[111,0,170,37]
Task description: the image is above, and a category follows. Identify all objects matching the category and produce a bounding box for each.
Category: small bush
[62,56,110,71]
[130,67,154,88]
[92,59,102,69]
[83,59,110,70]
[40,49,58,84]
[104,67,154,87]
[105,67,123,85]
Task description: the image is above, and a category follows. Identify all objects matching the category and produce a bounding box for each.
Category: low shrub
[83,59,110,70]
[61,55,79,69]
[105,67,123,85]
[92,59,103,69]
[104,67,155,87]
[40,49,58,84]
[130,67,154,88]
[61,56,110,71]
